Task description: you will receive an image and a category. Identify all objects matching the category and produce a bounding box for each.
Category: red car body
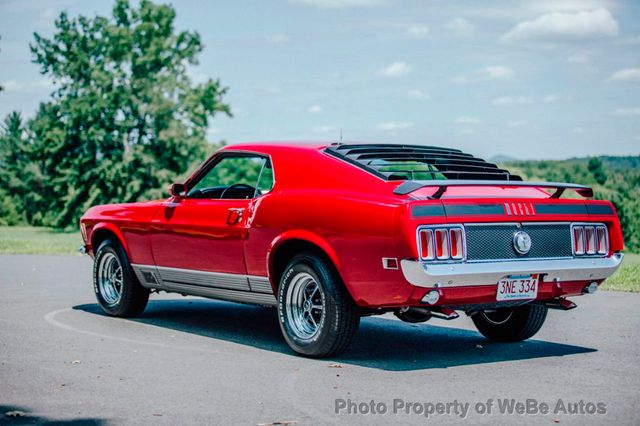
[80,142,624,355]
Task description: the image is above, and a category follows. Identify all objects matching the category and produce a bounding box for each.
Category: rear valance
[394,179,594,199]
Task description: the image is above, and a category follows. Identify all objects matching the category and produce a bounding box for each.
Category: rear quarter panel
[247,189,415,307]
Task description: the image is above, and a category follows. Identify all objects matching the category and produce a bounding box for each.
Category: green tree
[588,157,607,185]
[28,0,230,227]
[0,112,29,225]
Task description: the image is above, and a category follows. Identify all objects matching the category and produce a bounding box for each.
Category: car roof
[219,141,330,154]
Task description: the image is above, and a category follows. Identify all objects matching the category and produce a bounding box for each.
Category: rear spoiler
[393,179,594,199]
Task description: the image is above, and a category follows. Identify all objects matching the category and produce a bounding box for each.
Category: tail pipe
[544,298,577,311]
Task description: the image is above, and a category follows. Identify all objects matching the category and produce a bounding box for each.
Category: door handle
[227,208,244,224]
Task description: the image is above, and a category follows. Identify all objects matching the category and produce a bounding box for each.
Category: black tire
[93,238,149,317]
[472,304,548,342]
[277,252,360,357]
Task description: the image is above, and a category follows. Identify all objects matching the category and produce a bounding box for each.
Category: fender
[90,222,131,258]
[266,229,343,290]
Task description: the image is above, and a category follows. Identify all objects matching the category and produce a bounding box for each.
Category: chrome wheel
[285,272,325,340]
[481,310,513,325]
[97,252,123,307]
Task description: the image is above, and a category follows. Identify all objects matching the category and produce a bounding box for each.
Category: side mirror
[169,183,187,199]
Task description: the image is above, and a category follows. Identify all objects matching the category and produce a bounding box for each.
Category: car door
[149,153,270,277]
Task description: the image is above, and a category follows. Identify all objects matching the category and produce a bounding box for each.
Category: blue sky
[1,0,639,159]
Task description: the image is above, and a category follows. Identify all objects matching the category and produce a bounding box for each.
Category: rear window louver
[324,143,522,182]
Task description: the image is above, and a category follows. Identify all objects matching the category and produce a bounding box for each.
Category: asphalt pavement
[1,254,639,425]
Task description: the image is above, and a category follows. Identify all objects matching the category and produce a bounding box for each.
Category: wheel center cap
[303,299,312,311]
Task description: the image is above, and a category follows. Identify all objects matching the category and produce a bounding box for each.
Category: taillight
[572,223,608,256]
[450,228,463,259]
[417,225,465,261]
[585,226,596,254]
[435,229,449,259]
[596,226,608,255]
[418,229,434,260]
[573,226,584,255]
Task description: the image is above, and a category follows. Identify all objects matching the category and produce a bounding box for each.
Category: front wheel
[93,238,149,317]
[472,304,548,342]
[277,253,360,357]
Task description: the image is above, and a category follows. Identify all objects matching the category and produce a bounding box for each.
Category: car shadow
[0,404,106,425]
[73,299,596,372]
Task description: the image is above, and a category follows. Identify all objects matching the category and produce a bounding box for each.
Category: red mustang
[80,142,624,357]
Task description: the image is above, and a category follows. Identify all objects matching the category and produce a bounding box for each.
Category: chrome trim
[161,281,277,307]
[184,150,277,199]
[416,224,467,262]
[131,264,276,305]
[512,230,532,255]
[570,222,608,258]
[248,276,273,293]
[156,265,251,291]
[131,264,160,286]
[401,253,624,288]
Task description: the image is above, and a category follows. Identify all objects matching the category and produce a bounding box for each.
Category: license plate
[496,274,539,301]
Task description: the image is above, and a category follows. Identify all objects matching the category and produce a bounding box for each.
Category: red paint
[80,142,624,309]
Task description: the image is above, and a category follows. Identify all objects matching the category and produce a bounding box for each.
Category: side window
[256,160,274,195]
[188,155,267,199]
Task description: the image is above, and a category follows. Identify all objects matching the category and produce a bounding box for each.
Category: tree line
[506,157,640,252]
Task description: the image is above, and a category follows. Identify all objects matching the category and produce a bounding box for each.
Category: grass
[0,226,82,255]
[0,226,638,291]
[601,253,640,292]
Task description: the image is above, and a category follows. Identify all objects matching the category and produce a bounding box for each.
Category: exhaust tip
[583,282,598,294]
[421,290,440,305]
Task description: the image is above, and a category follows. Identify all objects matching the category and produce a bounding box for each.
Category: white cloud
[1,79,53,93]
[613,108,640,116]
[452,66,513,84]
[289,0,384,8]
[407,89,429,100]
[455,116,482,124]
[479,65,514,79]
[618,36,640,45]
[376,121,414,131]
[379,61,411,78]
[444,18,475,36]
[407,25,429,38]
[503,8,619,41]
[266,33,290,44]
[313,125,336,133]
[508,120,527,128]
[451,75,469,84]
[262,86,282,95]
[308,105,323,113]
[543,94,559,103]
[572,127,585,134]
[492,96,534,106]
[566,52,591,63]
[609,68,640,83]
[529,0,617,13]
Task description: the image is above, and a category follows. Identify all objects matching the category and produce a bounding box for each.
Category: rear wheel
[93,238,149,317]
[472,304,548,342]
[277,253,360,357]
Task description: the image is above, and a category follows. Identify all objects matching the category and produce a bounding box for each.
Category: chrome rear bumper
[401,253,624,288]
